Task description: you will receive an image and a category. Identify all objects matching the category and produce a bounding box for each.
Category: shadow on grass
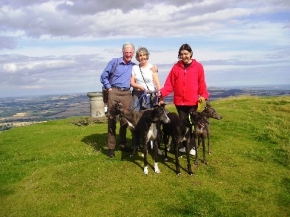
[120,146,197,175]
[81,133,108,155]
[162,151,199,175]
[81,133,197,175]
[81,132,147,171]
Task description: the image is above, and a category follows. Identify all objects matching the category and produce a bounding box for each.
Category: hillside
[0,95,289,217]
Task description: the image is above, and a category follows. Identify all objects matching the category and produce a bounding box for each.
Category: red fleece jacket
[160,59,209,106]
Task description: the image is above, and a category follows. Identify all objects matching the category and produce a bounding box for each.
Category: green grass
[0,95,289,217]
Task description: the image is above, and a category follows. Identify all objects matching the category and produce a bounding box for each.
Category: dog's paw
[154,163,160,173]
[144,166,149,175]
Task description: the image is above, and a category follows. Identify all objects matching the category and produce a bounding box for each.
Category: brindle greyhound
[110,102,170,175]
[189,102,222,166]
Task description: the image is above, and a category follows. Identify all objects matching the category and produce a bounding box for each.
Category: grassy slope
[0,96,289,217]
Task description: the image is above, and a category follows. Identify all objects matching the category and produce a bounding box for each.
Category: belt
[111,86,130,91]
[133,88,142,92]
[133,89,156,94]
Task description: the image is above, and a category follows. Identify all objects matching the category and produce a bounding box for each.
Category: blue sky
[0,0,290,97]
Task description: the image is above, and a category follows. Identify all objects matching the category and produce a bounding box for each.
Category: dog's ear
[114,101,123,106]
[115,102,124,113]
[160,102,166,107]
[189,107,196,115]
[118,102,124,110]
[203,101,210,112]
[153,104,159,109]
[119,106,124,113]
[115,101,123,110]
[205,101,210,108]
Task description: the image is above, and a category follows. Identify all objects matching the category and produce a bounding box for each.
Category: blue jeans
[131,90,154,148]
[131,91,152,111]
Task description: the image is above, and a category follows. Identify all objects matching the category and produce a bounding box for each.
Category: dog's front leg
[185,140,194,176]
[153,139,160,173]
[143,140,149,175]
[131,130,138,155]
[194,136,199,166]
[202,134,208,165]
[175,142,181,175]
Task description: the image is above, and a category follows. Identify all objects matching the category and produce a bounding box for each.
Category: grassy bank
[0,95,289,217]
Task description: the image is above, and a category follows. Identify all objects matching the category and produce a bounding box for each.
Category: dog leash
[155,95,159,105]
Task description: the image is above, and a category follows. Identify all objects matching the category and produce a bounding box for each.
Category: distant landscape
[1,85,290,131]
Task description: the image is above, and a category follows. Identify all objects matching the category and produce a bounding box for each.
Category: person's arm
[100,59,116,90]
[152,67,161,90]
[160,66,175,97]
[130,73,145,91]
[197,64,209,100]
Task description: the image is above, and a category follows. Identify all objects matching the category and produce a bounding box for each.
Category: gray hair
[135,47,150,61]
[122,42,135,52]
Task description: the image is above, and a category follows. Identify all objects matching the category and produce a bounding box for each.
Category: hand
[156,90,162,97]
[159,99,164,105]
[151,65,158,73]
[138,85,144,91]
[197,97,206,112]
[198,96,205,103]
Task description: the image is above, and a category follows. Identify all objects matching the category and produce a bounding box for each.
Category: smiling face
[178,43,193,65]
[122,46,134,63]
[137,52,148,65]
[135,47,150,66]
[179,50,192,64]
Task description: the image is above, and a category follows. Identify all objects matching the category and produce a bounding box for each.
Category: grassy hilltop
[0,96,289,217]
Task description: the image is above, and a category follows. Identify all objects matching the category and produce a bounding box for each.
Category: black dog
[162,112,194,176]
[110,102,170,175]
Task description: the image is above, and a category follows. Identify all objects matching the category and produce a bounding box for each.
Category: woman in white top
[130,47,161,152]
[131,47,160,111]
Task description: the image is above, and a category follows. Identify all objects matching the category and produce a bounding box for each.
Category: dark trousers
[175,105,197,149]
[107,88,132,150]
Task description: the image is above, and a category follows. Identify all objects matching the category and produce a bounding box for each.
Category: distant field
[1,88,289,131]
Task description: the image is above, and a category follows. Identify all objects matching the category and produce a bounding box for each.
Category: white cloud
[3,63,18,72]
[0,0,289,97]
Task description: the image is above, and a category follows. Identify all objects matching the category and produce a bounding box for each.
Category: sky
[0,0,290,98]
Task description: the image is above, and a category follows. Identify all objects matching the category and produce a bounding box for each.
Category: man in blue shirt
[100,42,135,158]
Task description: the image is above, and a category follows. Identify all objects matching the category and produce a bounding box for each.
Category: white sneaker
[179,147,186,152]
[190,148,196,156]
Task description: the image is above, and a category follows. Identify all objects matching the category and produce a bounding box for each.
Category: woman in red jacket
[159,43,209,155]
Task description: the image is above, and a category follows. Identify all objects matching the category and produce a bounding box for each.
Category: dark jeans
[107,88,132,150]
[175,105,197,149]
[131,90,157,111]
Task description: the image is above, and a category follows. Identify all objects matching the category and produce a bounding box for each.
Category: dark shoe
[120,145,133,152]
[108,149,115,158]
